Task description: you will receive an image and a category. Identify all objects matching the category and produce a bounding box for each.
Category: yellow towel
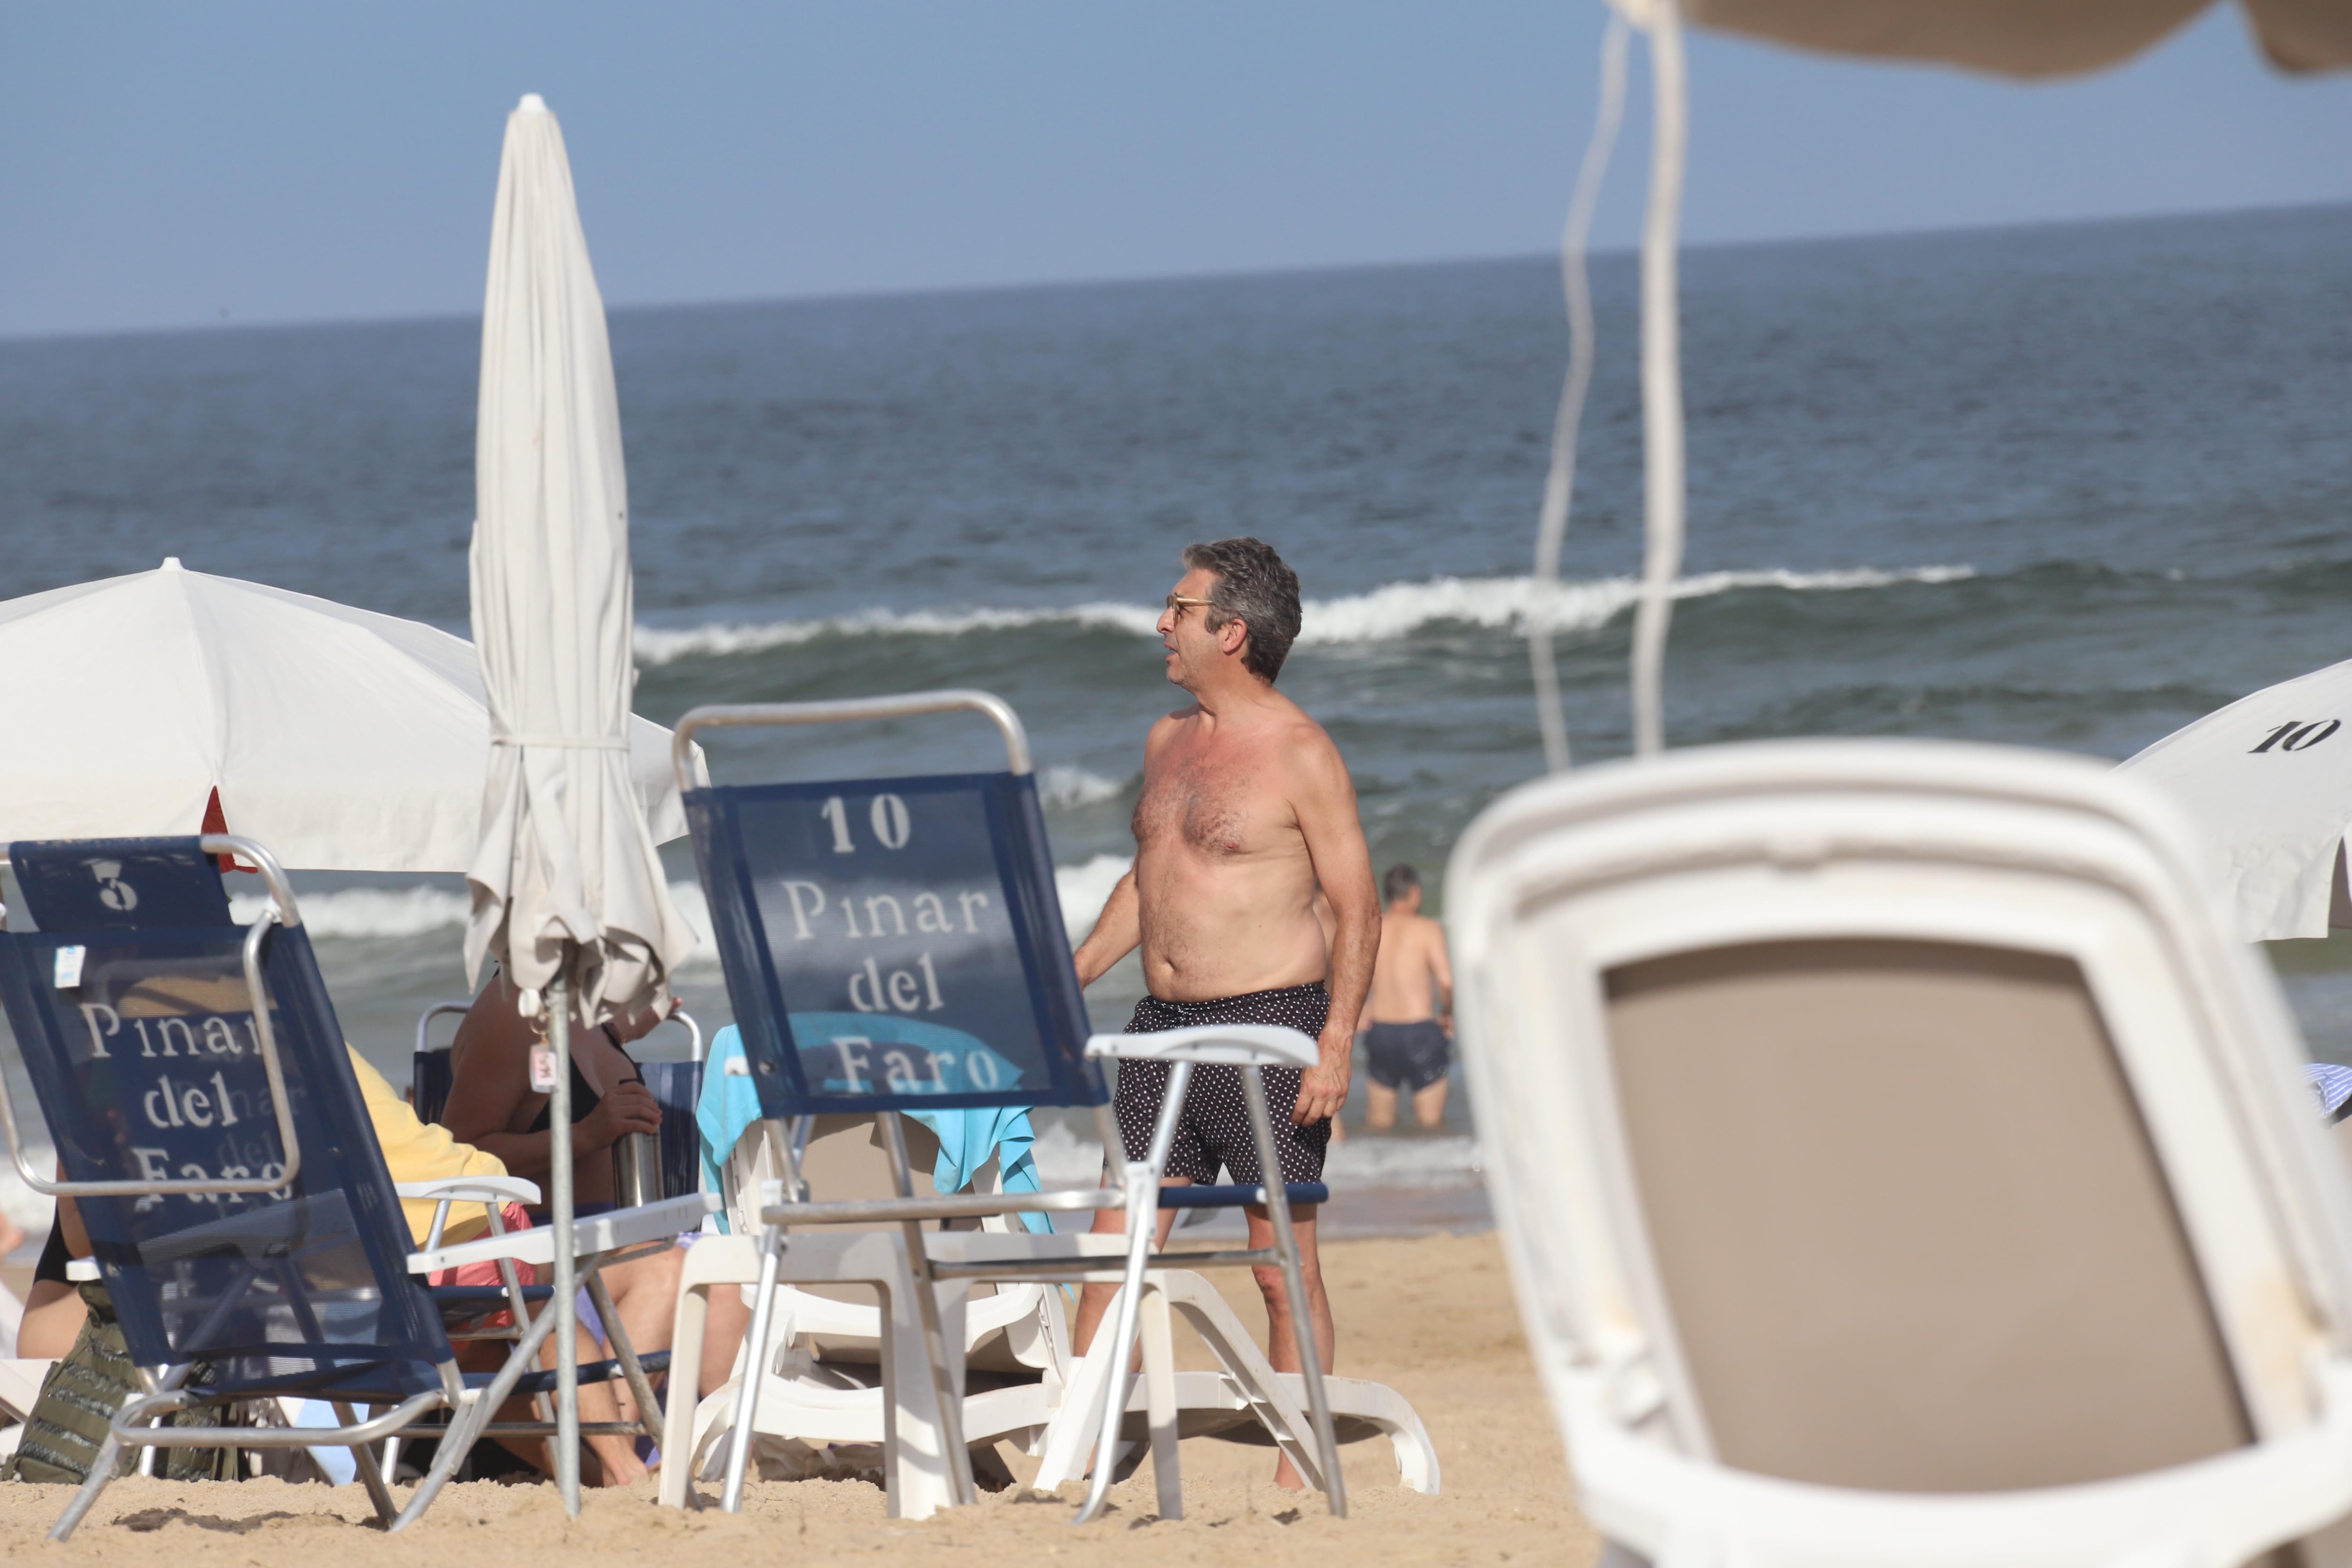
[347,1048,511,1248]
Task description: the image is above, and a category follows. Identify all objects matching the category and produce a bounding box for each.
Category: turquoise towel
[697,1024,1052,1234]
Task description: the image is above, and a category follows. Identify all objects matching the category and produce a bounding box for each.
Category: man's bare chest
[1133,750,1272,860]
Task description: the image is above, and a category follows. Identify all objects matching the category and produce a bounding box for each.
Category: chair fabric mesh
[685,771,1104,1116]
[0,838,454,1397]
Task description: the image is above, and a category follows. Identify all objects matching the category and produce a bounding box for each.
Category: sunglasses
[1163,592,1216,620]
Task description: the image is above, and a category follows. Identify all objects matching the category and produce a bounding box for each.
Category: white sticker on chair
[53,945,85,989]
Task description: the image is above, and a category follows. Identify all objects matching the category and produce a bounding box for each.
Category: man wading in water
[1070,536,1379,1490]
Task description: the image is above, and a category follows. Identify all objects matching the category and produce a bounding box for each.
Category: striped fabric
[2305,1062,2352,1123]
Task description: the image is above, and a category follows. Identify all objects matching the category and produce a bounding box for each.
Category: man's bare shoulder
[1267,702,1350,793]
[1143,705,1200,754]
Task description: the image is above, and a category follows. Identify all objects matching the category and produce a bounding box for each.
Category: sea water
[2,203,2348,1224]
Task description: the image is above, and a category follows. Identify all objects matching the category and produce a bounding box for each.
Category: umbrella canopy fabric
[464,94,695,1023]
[0,558,690,871]
[1677,0,2352,77]
[2117,657,2352,941]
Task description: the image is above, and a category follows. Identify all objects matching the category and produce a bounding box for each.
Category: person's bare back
[1365,905,1448,1025]
[1359,864,1454,1130]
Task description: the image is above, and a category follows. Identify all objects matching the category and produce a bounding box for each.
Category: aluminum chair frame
[1446,739,2352,1568]
[0,834,714,1535]
[668,692,1345,1522]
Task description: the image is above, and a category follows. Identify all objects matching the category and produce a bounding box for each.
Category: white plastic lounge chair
[658,691,1432,1520]
[1446,738,2352,1568]
[670,1106,1438,1508]
[0,833,715,1535]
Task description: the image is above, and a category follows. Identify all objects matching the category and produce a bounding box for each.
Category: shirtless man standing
[1360,864,1455,1130]
[1070,537,1379,1489]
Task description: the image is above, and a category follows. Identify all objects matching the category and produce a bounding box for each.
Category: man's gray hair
[1182,536,1303,682]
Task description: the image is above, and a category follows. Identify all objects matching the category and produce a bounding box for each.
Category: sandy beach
[0,1229,1594,1567]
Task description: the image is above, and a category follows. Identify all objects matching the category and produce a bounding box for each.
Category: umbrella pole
[548,966,581,1514]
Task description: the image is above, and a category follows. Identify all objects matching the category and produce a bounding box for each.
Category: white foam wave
[635,601,1156,663]
[1323,1133,1483,1189]
[1039,765,1128,810]
[633,566,1974,663]
[1054,854,1132,939]
[230,885,470,939]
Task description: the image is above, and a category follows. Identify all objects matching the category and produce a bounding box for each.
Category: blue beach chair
[0,835,712,1535]
[655,690,1352,1523]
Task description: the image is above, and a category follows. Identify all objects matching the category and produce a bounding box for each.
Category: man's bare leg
[1073,1177,1186,1355]
[1247,1202,1331,1489]
[587,1246,741,1429]
[1411,1078,1450,1130]
[1364,1082,1400,1130]
[469,1310,647,1485]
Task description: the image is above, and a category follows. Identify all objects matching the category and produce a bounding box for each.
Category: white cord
[1629,0,1689,758]
[1530,12,1631,774]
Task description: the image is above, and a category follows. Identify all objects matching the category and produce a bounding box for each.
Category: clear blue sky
[2,2,2345,338]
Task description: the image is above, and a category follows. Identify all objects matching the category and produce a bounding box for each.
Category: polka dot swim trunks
[1114,982,1330,1186]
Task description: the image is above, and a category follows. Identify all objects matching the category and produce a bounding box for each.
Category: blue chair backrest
[685,771,1105,1117]
[0,838,453,1392]
[413,1049,455,1126]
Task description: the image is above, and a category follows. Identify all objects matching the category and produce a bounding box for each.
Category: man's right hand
[580,1078,661,1150]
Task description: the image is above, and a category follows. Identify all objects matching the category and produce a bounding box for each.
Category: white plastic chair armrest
[394,1176,543,1206]
[406,1191,718,1275]
[1086,1024,1318,1068]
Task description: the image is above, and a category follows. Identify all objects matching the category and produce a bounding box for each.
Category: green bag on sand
[2,1281,238,1485]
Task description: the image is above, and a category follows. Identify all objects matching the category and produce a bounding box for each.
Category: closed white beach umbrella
[464,93,696,1018]
[465,92,693,1509]
[2118,658,2352,941]
[0,558,689,868]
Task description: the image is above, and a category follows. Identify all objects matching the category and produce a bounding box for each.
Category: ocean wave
[633,566,1975,664]
[230,884,471,939]
[635,602,1157,662]
[1054,853,1132,937]
[1323,1133,1483,1189]
[1039,765,1128,809]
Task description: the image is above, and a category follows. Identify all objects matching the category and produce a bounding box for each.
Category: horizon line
[2,196,2343,350]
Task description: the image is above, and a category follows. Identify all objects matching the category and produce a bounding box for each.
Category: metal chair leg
[336,1401,402,1524]
[1241,1067,1347,1517]
[584,1263,665,1443]
[48,1432,127,1541]
[392,1294,567,1531]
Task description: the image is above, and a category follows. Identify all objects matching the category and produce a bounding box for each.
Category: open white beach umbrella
[0,557,690,869]
[464,94,697,1020]
[2117,657,2352,942]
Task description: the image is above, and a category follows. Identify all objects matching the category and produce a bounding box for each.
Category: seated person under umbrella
[438,974,749,1459]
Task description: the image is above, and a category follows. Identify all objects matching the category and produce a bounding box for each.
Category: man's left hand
[1293,1031,1354,1126]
